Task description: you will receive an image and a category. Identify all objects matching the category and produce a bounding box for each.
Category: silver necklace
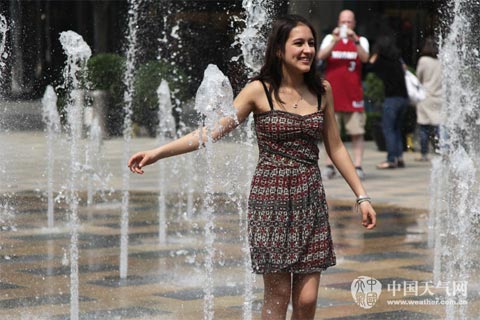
[280,89,303,109]
[292,94,303,108]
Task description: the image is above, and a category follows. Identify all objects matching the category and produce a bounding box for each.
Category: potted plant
[86,53,126,136]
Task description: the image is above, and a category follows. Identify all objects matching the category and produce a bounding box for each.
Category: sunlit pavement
[1,132,478,319]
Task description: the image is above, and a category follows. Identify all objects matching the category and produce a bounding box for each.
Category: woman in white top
[415,37,442,161]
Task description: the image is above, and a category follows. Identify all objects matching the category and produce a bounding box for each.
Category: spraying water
[0,14,12,224]
[120,0,141,280]
[159,5,202,223]
[156,79,176,244]
[85,116,104,206]
[59,30,92,320]
[239,116,256,320]
[431,0,480,318]
[0,14,8,80]
[194,64,236,320]
[234,1,273,316]
[234,0,272,75]
[78,90,112,211]
[41,85,61,228]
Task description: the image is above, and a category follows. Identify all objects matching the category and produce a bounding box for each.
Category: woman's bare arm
[127,81,260,174]
[322,81,376,229]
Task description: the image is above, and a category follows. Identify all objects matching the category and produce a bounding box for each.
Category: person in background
[317,9,369,180]
[415,37,442,161]
[128,15,376,320]
[368,35,409,169]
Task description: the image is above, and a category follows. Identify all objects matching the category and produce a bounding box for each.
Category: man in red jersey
[317,9,369,180]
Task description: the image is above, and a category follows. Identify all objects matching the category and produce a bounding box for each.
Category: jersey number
[348,61,356,72]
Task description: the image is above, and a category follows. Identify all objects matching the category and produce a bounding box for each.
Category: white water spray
[234,0,272,75]
[0,14,11,204]
[59,30,92,320]
[156,5,191,220]
[234,1,272,317]
[156,80,176,244]
[119,0,141,280]
[41,85,61,228]
[194,64,236,320]
[240,116,256,320]
[0,14,8,80]
[431,0,480,318]
[85,116,104,206]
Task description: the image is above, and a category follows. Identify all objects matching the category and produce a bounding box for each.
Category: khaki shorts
[335,112,366,136]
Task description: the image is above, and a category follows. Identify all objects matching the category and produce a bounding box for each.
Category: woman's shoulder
[235,80,268,103]
[244,79,267,94]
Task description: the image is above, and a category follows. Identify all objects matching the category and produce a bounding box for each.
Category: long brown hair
[251,15,325,104]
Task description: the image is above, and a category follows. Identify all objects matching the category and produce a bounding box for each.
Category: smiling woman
[274,24,317,111]
[128,14,376,320]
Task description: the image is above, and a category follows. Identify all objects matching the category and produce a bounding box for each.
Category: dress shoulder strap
[259,80,274,110]
[317,93,322,111]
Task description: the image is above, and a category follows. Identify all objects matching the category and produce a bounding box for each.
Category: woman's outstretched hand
[128,150,157,174]
[359,202,377,230]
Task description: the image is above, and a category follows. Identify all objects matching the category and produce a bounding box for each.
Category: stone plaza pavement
[2,130,477,319]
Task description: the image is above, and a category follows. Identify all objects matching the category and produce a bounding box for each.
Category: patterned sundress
[248,81,336,274]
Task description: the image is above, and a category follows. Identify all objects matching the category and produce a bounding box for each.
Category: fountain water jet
[156,79,176,244]
[234,0,272,75]
[234,2,273,316]
[194,64,236,320]
[154,2,197,223]
[41,85,61,228]
[0,14,8,80]
[119,0,141,280]
[239,115,256,320]
[85,116,105,206]
[431,0,480,318]
[0,14,11,218]
[59,30,92,320]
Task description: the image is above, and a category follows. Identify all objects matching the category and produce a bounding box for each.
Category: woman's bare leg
[262,272,292,320]
[291,272,321,320]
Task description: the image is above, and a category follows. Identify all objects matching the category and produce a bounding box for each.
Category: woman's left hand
[359,202,376,229]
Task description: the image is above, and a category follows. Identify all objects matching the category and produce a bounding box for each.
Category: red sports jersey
[325,39,364,112]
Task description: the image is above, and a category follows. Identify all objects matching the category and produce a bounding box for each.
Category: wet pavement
[1,131,478,319]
